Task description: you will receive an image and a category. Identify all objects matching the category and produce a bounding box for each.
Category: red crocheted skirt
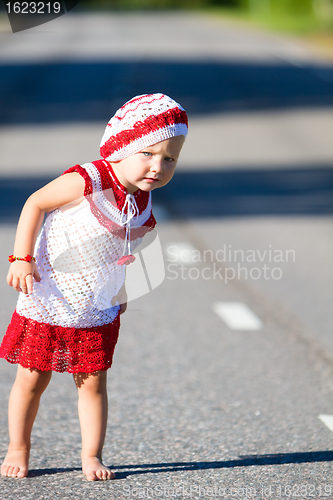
[0,310,120,373]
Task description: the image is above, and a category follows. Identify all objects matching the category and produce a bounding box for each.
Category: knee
[16,366,52,395]
[74,371,107,394]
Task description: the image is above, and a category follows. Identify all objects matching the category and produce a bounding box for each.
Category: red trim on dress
[94,160,150,214]
[61,161,156,238]
[62,164,93,196]
[69,160,156,238]
[0,310,120,373]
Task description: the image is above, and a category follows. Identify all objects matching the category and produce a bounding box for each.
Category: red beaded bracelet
[8,254,36,263]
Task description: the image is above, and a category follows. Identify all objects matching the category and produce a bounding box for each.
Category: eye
[165,157,174,162]
[142,152,152,157]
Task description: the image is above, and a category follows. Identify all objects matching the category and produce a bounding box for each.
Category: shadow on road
[26,451,333,478]
[154,165,333,218]
[1,165,332,223]
[1,60,333,124]
[27,466,81,477]
[114,451,333,478]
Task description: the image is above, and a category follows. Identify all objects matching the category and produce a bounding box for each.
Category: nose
[150,156,163,173]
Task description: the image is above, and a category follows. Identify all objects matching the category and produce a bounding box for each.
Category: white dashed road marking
[212,302,263,331]
[319,414,333,432]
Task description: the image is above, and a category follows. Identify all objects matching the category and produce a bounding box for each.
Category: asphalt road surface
[0,11,333,500]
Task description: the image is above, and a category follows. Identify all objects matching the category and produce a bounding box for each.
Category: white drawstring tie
[118,194,139,265]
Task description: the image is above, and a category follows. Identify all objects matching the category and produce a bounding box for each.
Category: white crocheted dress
[0,160,156,373]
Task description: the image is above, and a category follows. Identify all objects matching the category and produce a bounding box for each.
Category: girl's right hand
[7,261,41,295]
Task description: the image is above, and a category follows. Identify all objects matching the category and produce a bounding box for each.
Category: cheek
[135,159,148,172]
[163,169,176,185]
[128,162,144,178]
[168,165,177,177]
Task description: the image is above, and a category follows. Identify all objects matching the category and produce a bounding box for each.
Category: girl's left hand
[112,284,127,314]
[119,302,127,315]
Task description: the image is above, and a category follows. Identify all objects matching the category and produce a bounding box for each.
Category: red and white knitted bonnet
[100,93,188,162]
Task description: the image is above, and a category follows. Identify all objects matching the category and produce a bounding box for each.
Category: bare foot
[1,445,29,478]
[82,456,115,481]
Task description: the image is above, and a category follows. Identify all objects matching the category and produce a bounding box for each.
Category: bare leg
[1,365,52,478]
[73,371,114,481]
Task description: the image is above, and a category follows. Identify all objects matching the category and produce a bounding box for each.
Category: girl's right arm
[7,172,85,295]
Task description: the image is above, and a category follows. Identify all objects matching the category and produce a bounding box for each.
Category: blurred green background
[79,0,333,34]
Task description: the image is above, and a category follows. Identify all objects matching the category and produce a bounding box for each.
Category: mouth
[144,177,159,183]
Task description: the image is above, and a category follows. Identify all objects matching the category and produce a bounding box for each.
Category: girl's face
[110,135,185,194]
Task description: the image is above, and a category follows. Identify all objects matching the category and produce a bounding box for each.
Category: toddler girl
[0,93,188,481]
